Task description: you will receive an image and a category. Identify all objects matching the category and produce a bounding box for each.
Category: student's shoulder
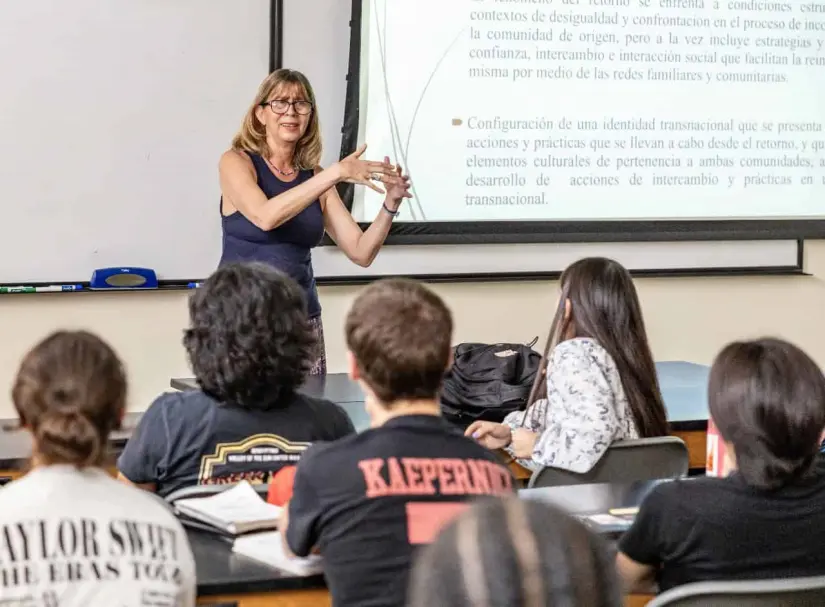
[287,393,354,435]
[643,476,729,512]
[551,337,607,361]
[145,389,217,417]
[290,392,350,419]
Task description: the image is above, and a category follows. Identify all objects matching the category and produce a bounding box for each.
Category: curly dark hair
[183,262,315,409]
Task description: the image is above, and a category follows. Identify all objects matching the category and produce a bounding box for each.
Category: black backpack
[440,340,542,428]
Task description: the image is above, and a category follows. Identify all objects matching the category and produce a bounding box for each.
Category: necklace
[265,157,296,177]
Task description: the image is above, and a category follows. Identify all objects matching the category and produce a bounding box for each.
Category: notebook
[232,531,324,576]
[174,481,283,535]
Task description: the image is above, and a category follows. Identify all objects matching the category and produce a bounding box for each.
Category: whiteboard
[0,0,802,285]
[0,0,269,283]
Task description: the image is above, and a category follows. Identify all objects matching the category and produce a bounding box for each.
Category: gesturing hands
[335,144,394,194]
[381,156,412,211]
[335,145,412,212]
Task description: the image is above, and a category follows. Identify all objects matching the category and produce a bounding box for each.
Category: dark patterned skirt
[308,315,327,375]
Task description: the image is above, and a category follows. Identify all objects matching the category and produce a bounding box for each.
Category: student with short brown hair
[282,278,515,607]
[618,338,825,593]
[0,331,196,606]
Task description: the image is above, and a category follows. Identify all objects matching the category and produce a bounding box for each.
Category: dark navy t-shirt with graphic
[118,389,355,497]
[286,415,515,607]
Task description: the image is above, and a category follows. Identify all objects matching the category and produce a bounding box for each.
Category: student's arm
[117,397,174,493]
[520,341,621,472]
[281,451,325,558]
[219,144,392,231]
[616,553,657,594]
[616,486,669,594]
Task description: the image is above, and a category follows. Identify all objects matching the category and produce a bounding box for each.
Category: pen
[0,284,84,294]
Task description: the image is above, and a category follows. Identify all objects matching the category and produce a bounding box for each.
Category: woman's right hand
[464,421,513,450]
[335,144,394,194]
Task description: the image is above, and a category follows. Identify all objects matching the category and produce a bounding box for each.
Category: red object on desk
[706,418,731,477]
[267,465,297,506]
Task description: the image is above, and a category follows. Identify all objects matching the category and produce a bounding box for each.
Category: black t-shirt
[117,389,354,497]
[285,414,515,607]
[619,458,825,592]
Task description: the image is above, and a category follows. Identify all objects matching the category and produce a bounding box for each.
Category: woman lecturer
[219,69,411,375]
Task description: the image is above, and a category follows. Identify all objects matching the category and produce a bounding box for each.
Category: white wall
[1,241,823,419]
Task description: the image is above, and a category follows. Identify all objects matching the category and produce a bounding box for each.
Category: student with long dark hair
[0,331,196,606]
[466,257,668,472]
[408,497,622,607]
[618,338,825,593]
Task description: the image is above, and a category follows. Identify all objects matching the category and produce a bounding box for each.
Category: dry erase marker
[187,282,201,289]
[0,284,83,294]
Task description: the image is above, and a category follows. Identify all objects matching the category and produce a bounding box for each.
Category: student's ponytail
[35,408,102,468]
[12,331,126,468]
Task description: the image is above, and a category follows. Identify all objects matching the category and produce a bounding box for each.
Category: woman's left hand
[511,428,539,459]
[381,157,412,210]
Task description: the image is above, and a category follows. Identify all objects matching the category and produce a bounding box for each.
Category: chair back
[527,436,689,488]
[647,576,825,606]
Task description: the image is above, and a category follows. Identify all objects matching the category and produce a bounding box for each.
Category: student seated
[466,257,668,473]
[1,331,196,606]
[408,497,622,607]
[118,262,354,497]
[281,278,515,607]
[617,337,825,593]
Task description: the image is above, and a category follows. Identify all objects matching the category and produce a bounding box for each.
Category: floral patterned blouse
[502,337,639,473]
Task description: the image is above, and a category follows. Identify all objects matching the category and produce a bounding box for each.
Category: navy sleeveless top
[219,153,324,317]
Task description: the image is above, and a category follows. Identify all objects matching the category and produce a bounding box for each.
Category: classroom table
[173,361,711,472]
[190,481,663,607]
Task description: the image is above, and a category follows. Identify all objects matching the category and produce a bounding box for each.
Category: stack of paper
[174,481,282,535]
[232,532,323,576]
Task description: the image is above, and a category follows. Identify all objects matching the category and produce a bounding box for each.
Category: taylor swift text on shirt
[0,517,185,596]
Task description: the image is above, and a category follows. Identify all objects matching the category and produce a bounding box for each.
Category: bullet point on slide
[452,118,463,126]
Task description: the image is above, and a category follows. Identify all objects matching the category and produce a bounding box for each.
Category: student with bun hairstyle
[467,257,668,473]
[618,338,825,593]
[408,497,622,607]
[0,331,196,606]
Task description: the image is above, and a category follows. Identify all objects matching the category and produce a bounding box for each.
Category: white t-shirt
[0,465,196,607]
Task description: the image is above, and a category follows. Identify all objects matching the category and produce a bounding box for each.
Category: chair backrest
[164,483,269,504]
[647,576,825,606]
[527,436,689,488]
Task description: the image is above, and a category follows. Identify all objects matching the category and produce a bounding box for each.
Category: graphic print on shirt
[0,517,186,606]
[358,456,513,544]
[198,433,311,486]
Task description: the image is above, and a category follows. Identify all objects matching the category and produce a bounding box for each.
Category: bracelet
[382,202,399,217]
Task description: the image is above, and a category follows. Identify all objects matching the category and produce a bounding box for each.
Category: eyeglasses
[260,99,313,115]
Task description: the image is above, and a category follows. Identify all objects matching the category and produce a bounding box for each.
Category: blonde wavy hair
[231,69,322,170]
